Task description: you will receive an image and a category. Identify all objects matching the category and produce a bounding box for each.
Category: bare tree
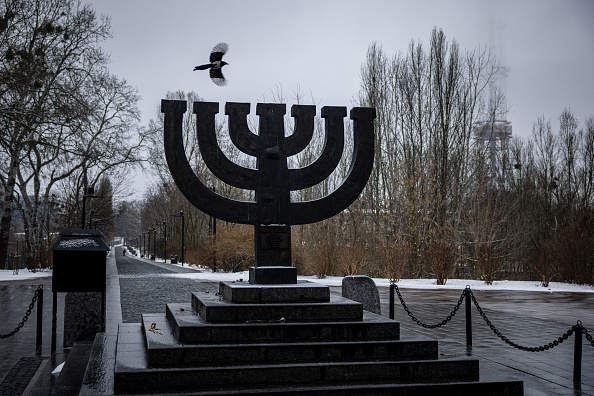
[356,28,500,280]
[557,108,579,213]
[579,117,594,209]
[0,0,144,266]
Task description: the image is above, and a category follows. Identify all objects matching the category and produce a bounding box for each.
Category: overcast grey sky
[87,0,594,194]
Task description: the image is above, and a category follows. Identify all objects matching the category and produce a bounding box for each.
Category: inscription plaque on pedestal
[259,225,289,250]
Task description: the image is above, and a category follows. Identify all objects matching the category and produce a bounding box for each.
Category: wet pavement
[116,255,217,323]
[0,247,592,395]
[375,286,594,396]
[0,277,63,396]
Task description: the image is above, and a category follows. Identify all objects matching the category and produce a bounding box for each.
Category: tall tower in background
[473,2,512,181]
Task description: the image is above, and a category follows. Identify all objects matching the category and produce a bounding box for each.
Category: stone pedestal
[251,224,297,284]
[63,292,103,348]
[109,280,523,395]
[219,280,329,303]
[248,266,297,284]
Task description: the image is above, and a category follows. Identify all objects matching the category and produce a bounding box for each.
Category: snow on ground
[2,256,593,293]
[164,265,594,293]
[0,269,54,282]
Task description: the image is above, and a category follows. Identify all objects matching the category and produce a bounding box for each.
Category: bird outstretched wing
[210,68,227,86]
[194,42,229,86]
[210,42,228,62]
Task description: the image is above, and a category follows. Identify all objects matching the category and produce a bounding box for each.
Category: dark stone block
[255,224,292,270]
[249,266,297,284]
[63,292,103,348]
[191,292,363,323]
[342,275,381,314]
[165,305,401,344]
[219,280,330,303]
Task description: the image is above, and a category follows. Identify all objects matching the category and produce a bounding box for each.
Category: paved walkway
[0,275,61,396]
[0,247,593,395]
[375,286,594,396]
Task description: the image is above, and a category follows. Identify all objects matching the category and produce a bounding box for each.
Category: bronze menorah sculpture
[162,100,375,284]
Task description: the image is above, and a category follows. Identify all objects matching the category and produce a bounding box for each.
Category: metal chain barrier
[467,288,577,352]
[392,283,466,328]
[0,285,42,339]
[391,283,593,382]
[577,321,594,348]
[392,283,594,351]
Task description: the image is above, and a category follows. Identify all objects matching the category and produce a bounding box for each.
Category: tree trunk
[0,157,18,269]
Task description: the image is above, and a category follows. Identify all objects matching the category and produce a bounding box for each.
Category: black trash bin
[53,229,109,292]
[52,229,110,348]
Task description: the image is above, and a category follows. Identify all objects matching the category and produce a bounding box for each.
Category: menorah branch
[162,100,375,284]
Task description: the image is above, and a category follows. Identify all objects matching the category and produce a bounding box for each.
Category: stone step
[115,325,480,394]
[114,381,525,395]
[89,326,523,395]
[141,314,437,367]
[164,303,400,344]
[218,280,331,303]
[80,333,117,395]
[192,292,364,323]
[115,358,481,393]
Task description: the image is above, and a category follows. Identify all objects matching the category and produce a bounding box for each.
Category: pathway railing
[389,283,593,383]
[0,285,44,354]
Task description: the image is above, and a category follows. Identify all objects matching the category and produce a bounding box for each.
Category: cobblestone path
[116,255,218,323]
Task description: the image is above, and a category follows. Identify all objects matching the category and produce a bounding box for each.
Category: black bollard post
[573,323,582,383]
[389,283,395,320]
[465,287,472,348]
[36,286,43,355]
[51,291,57,355]
[101,291,106,332]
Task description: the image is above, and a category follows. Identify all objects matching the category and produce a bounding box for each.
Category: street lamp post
[81,187,96,229]
[152,227,156,260]
[88,209,95,229]
[170,211,185,266]
[147,229,151,259]
[211,214,217,272]
[180,211,185,266]
[160,221,167,263]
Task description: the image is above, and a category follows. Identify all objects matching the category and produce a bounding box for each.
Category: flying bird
[193,42,229,86]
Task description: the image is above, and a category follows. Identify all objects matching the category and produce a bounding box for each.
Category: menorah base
[218,280,330,304]
[249,266,297,284]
